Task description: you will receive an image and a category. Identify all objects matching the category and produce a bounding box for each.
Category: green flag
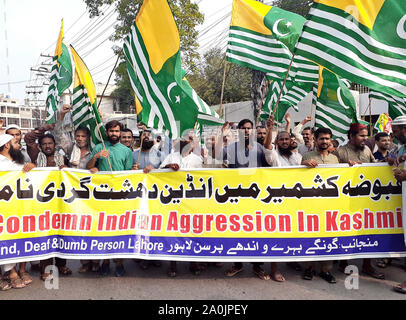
[370,90,406,119]
[123,0,203,139]
[295,0,406,97]
[45,20,73,124]
[70,46,107,150]
[314,68,359,143]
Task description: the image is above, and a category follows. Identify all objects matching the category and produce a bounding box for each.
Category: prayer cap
[0,134,13,148]
[392,116,406,126]
[5,124,21,132]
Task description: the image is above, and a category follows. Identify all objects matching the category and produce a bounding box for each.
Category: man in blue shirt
[87,120,133,277]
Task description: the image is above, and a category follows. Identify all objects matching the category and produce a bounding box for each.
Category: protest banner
[0,164,405,265]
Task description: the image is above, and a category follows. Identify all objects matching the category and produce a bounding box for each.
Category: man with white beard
[0,135,36,290]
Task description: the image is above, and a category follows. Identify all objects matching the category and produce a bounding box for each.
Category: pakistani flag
[226,0,306,80]
[45,20,73,124]
[295,0,406,98]
[124,0,204,139]
[314,68,359,143]
[369,90,406,120]
[70,46,106,149]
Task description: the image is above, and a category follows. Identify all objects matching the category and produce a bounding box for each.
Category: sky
[0,0,274,104]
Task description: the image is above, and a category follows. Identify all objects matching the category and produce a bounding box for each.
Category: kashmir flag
[295,0,406,98]
[369,90,406,120]
[260,80,290,122]
[123,0,204,139]
[45,20,73,124]
[70,46,106,149]
[226,0,307,80]
[260,79,314,123]
[314,68,359,143]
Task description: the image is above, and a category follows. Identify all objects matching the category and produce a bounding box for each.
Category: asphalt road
[1,258,405,301]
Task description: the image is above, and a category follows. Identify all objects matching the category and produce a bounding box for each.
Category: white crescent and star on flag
[167,82,181,104]
[273,19,292,37]
[397,15,406,39]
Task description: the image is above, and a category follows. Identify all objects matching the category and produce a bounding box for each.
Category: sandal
[79,263,91,274]
[19,272,33,285]
[270,270,286,282]
[58,266,72,276]
[41,273,53,282]
[362,267,385,280]
[253,267,270,281]
[9,277,25,289]
[225,266,243,277]
[393,282,406,294]
[0,279,11,291]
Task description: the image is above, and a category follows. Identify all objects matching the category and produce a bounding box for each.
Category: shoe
[302,267,315,280]
[115,265,126,277]
[319,271,336,284]
[393,282,406,294]
[100,263,110,276]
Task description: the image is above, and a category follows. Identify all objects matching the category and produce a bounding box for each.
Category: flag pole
[219,60,228,118]
[136,133,145,167]
[272,54,295,131]
[93,53,122,173]
[97,53,121,112]
[255,80,269,127]
[369,97,373,136]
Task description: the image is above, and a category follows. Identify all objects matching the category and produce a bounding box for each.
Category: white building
[0,94,46,134]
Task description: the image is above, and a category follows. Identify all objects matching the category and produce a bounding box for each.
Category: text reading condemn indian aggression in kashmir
[0,166,405,263]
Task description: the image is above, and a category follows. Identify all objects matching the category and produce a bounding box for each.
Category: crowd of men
[1,106,406,295]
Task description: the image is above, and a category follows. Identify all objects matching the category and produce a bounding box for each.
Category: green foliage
[271,0,313,17]
[188,48,252,106]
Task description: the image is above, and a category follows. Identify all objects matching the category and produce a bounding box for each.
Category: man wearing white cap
[5,124,31,163]
[0,134,36,290]
[391,116,406,161]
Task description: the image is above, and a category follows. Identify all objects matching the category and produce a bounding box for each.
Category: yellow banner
[0,165,405,263]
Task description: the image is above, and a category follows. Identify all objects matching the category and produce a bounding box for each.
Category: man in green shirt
[87,120,133,277]
[87,120,133,173]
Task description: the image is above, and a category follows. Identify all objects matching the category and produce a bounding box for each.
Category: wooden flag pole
[219,60,228,118]
[369,97,373,136]
[272,54,296,131]
[93,53,122,173]
[136,133,145,167]
[255,80,269,127]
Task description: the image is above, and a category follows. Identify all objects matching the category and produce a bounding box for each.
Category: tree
[84,0,204,112]
[271,0,313,17]
[188,48,252,106]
